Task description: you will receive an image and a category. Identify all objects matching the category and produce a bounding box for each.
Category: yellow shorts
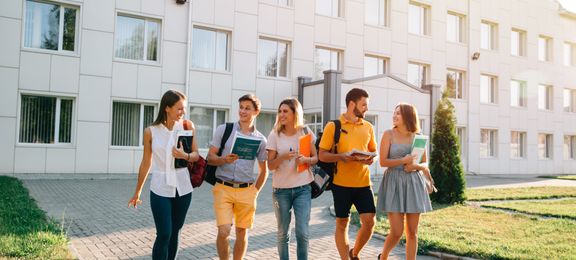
[212,183,259,229]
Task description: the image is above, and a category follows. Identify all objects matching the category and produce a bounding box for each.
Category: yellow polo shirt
[319,114,377,188]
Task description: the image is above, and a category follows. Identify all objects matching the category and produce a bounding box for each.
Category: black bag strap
[332,120,341,153]
[217,123,234,157]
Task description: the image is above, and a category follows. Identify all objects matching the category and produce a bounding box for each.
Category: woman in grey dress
[376,103,432,260]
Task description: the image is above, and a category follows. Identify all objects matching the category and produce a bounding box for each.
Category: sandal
[349,248,359,260]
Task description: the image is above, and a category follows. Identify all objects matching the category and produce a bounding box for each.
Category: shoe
[349,248,359,260]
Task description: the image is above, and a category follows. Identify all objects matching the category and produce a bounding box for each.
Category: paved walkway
[24,178,437,260]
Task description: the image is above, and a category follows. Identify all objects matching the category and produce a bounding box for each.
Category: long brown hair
[395,103,420,133]
[152,90,186,126]
[273,98,304,133]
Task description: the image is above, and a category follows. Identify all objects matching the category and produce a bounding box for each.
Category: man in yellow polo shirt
[319,88,377,260]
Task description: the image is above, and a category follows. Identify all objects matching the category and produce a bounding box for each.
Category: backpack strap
[332,120,341,153]
[217,123,234,156]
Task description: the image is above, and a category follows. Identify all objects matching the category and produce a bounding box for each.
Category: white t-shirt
[266,127,315,188]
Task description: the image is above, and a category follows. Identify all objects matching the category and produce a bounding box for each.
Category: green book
[230,133,262,160]
[411,135,428,164]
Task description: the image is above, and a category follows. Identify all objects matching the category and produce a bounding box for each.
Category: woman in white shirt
[266,98,318,260]
[128,90,199,260]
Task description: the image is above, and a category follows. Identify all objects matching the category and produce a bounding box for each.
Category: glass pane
[565,89,571,112]
[538,85,546,110]
[192,28,216,69]
[564,43,571,66]
[256,113,276,138]
[111,102,140,146]
[58,99,73,143]
[364,56,378,77]
[511,30,519,56]
[447,14,458,42]
[409,4,423,35]
[480,75,489,103]
[215,31,228,70]
[481,22,490,49]
[446,71,457,98]
[315,48,332,80]
[510,132,519,158]
[216,110,226,126]
[115,16,145,60]
[20,95,56,143]
[480,129,488,158]
[538,134,546,159]
[538,37,546,61]
[564,136,570,160]
[258,39,278,77]
[510,81,519,106]
[25,1,60,50]
[316,0,332,16]
[63,8,76,51]
[143,105,155,129]
[278,42,288,77]
[146,20,159,61]
[365,0,379,25]
[190,107,214,149]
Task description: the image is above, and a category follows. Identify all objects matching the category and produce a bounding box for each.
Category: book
[411,135,428,164]
[346,149,377,160]
[230,132,263,160]
[174,130,193,168]
[297,133,312,173]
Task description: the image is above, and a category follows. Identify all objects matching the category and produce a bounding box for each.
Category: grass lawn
[369,205,576,259]
[467,186,576,201]
[540,175,576,181]
[482,198,576,219]
[0,176,72,259]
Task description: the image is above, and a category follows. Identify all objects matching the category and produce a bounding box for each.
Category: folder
[298,133,312,173]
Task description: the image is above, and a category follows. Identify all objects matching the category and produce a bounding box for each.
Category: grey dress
[376,132,432,213]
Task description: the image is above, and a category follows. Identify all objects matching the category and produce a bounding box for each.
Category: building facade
[0,0,575,177]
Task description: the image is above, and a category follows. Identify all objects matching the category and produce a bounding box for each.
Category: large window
[457,127,466,157]
[407,62,429,87]
[189,107,227,149]
[565,135,576,160]
[480,74,497,104]
[446,69,464,99]
[538,36,552,62]
[510,28,526,56]
[258,38,289,78]
[446,12,464,43]
[510,80,527,107]
[409,3,429,35]
[316,0,340,17]
[192,27,230,71]
[24,0,78,52]
[480,129,497,158]
[19,95,73,144]
[364,55,387,77]
[304,112,323,136]
[314,47,340,80]
[111,102,155,146]
[538,133,553,159]
[564,88,576,112]
[256,112,277,138]
[480,20,497,50]
[365,0,388,26]
[115,15,160,62]
[510,131,526,159]
[538,84,553,111]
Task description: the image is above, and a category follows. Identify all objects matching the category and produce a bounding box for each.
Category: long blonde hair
[274,98,305,133]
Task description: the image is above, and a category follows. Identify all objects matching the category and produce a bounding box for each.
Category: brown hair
[395,103,420,133]
[273,98,304,133]
[238,93,261,111]
[345,88,369,106]
[152,90,186,126]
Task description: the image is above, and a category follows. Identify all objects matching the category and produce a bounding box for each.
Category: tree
[429,90,466,204]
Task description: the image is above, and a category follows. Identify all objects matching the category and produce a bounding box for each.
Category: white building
[0,0,575,177]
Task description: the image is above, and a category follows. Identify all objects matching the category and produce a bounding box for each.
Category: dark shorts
[331,184,376,218]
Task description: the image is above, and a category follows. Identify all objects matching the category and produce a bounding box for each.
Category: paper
[174,130,193,168]
[297,133,312,173]
[230,132,262,160]
[411,135,428,164]
[346,149,377,160]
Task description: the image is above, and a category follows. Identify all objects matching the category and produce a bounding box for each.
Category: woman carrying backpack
[266,98,318,260]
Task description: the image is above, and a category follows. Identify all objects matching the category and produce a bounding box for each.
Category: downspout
[465,0,471,174]
[184,1,193,118]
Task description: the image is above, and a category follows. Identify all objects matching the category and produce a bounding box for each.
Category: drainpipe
[184,1,193,119]
[465,0,471,174]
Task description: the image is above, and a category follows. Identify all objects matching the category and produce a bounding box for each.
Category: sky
[558,0,576,13]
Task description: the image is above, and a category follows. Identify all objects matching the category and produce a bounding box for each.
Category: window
[409,3,429,35]
[190,107,227,149]
[115,15,160,61]
[419,119,425,134]
[304,112,323,136]
[538,36,552,62]
[510,28,526,56]
[457,127,466,156]
[364,55,387,77]
[364,114,378,131]
[480,21,497,50]
[314,47,340,80]
[480,129,497,158]
[258,38,289,78]
[256,112,277,138]
[365,0,389,26]
[111,102,155,146]
[264,0,290,6]
[564,42,575,66]
[538,84,553,111]
[538,133,553,159]
[510,131,526,159]
[446,13,464,43]
[24,0,78,52]
[19,95,73,144]
[407,62,429,87]
[564,89,576,112]
[316,0,340,17]
[510,80,527,107]
[565,135,576,160]
[192,27,230,71]
[480,74,497,104]
[446,69,464,99]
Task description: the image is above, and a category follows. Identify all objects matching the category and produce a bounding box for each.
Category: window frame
[480,20,497,50]
[407,62,429,88]
[538,84,553,111]
[538,133,553,160]
[457,126,466,157]
[510,80,527,108]
[446,12,465,43]
[189,106,229,150]
[510,28,527,57]
[565,135,576,160]
[17,92,76,146]
[114,13,162,63]
[564,88,576,113]
[408,2,430,36]
[364,0,389,27]
[480,129,497,158]
[257,37,291,79]
[538,35,553,62]
[564,42,576,66]
[314,46,342,80]
[510,131,527,159]
[110,100,157,148]
[304,112,323,136]
[363,54,388,77]
[480,74,498,104]
[315,0,342,17]
[446,69,465,99]
[190,26,231,72]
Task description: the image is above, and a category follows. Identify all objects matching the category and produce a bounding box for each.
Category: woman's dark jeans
[150,191,191,260]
